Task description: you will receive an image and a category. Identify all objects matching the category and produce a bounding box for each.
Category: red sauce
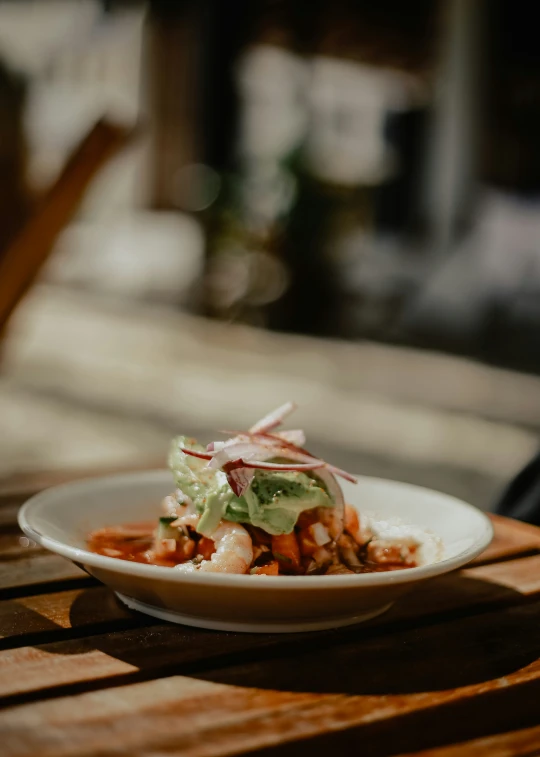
[88,521,177,567]
[88,520,418,573]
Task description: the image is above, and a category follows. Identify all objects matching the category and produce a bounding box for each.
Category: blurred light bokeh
[0,0,538,511]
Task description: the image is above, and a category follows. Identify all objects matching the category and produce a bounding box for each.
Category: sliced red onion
[208,435,249,453]
[208,442,275,470]
[206,403,356,484]
[256,435,357,485]
[211,438,324,495]
[249,401,297,434]
[233,441,354,488]
[210,434,355,499]
[325,465,357,484]
[315,467,344,508]
[222,460,255,497]
[180,403,354,530]
[179,446,214,460]
[237,460,325,471]
[224,457,324,495]
[248,443,326,469]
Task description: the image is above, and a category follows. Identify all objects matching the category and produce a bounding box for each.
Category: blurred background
[0,0,539,511]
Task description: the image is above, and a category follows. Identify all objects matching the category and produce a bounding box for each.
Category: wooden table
[1,469,540,757]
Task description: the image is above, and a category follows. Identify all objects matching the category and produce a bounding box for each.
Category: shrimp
[175,517,253,574]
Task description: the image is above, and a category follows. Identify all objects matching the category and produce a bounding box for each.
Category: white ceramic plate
[18,470,493,633]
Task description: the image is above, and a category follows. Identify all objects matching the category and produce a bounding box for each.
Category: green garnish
[168,435,334,536]
[157,517,179,540]
[273,552,292,563]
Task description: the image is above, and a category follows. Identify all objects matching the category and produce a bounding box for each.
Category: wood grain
[1,563,539,704]
[0,587,138,646]
[0,120,132,334]
[1,469,539,756]
[0,493,29,529]
[197,598,540,693]
[3,554,540,650]
[0,554,89,595]
[0,461,163,499]
[394,723,540,756]
[472,514,540,565]
[466,553,540,594]
[1,658,540,757]
[0,532,43,561]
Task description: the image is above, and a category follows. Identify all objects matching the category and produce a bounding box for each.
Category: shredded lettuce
[168,436,333,536]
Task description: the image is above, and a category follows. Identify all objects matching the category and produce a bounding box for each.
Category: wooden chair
[0,119,133,347]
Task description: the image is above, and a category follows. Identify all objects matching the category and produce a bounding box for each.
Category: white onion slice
[272,429,306,446]
[208,442,272,470]
[249,401,297,434]
[309,522,332,546]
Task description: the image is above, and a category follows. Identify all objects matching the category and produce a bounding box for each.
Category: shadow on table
[63,573,540,696]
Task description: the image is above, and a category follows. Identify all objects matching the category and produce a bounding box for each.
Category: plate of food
[18,402,493,632]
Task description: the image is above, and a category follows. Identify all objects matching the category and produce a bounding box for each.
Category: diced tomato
[252,561,279,575]
[297,528,319,557]
[271,533,301,572]
[196,537,216,561]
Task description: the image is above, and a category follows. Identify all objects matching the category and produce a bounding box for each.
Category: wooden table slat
[1,658,540,757]
[0,462,164,499]
[1,468,540,757]
[472,514,540,565]
[2,552,540,651]
[0,554,90,595]
[394,723,540,757]
[1,567,540,706]
[0,586,140,647]
[0,533,46,562]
